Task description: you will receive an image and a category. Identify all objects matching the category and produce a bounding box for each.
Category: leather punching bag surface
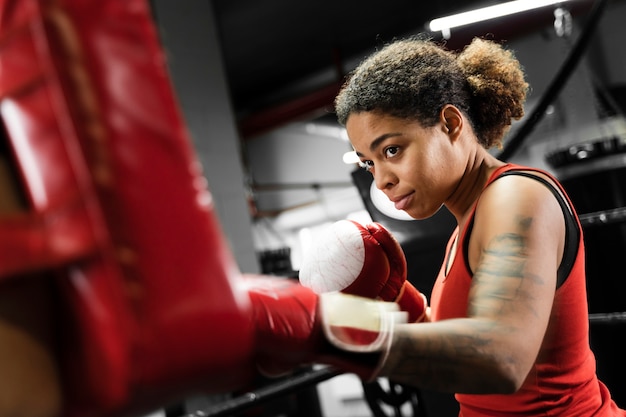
[0,0,255,415]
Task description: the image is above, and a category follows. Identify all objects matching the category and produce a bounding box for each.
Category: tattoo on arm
[470,215,543,317]
[384,216,545,392]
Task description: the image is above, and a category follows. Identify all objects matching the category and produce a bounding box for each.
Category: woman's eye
[384,146,399,158]
[358,160,374,172]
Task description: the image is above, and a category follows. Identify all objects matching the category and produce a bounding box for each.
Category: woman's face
[346,111,460,220]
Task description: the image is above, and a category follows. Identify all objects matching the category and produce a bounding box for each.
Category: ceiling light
[304,123,349,141]
[429,0,575,38]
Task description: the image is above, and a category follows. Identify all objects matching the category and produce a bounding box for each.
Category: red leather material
[0,0,101,277]
[395,278,427,322]
[338,221,391,298]
[244,275,384,381]
[0,0,255,415]
[351,222,408,300]
[361,222,426,322]
[345,221,426,322]
[299,219,427,322]
[245,274,323,377]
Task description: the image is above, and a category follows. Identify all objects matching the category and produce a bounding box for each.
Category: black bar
[178,367,342,417]
[589,312,626,325]
[178,309,626,417]
[579,206,626,227]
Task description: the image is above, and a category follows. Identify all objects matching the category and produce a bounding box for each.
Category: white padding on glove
[300,221,365,293]
[319,292,408,353]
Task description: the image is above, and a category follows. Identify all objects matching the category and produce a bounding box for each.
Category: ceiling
[202,0,604,224]
[210,0,596,140]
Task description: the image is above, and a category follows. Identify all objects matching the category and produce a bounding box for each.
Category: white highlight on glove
[300,220,364,293]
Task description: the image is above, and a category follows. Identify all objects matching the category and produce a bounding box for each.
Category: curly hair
[334,36,529,149]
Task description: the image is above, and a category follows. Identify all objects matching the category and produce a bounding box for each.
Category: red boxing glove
[300,220,428,322]
[243,274,407,381]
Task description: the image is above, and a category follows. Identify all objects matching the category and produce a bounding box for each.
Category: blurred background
[147,0,626,415]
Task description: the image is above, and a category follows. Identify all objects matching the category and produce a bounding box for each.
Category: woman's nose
[373,166,396,191]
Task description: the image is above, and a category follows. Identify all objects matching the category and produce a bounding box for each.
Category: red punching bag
[0,0,255,415]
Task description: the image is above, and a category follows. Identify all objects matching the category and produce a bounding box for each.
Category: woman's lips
[393,193,413,211]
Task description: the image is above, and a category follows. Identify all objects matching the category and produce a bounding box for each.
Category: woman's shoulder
[472,164,567,243]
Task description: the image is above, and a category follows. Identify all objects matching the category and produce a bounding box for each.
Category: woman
[334,36,625,416]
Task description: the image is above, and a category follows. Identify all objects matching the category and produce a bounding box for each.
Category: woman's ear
[440,105,463,140]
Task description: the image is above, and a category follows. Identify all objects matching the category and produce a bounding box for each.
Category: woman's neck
[446,149,505,227]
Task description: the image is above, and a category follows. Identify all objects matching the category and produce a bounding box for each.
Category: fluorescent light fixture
[305,122,349,141]
[429,0,574,38]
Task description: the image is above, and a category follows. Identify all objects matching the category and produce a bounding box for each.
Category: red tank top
[430,164,625,416]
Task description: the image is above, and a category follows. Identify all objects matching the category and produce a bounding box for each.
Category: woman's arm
[380,174,564,394]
